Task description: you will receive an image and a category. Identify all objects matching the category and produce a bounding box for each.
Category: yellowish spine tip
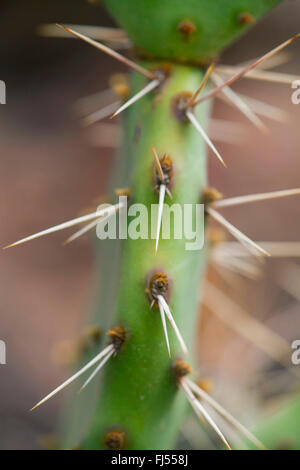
[30,404,39,412]
[3,240,23,249]
[3,244,13,250]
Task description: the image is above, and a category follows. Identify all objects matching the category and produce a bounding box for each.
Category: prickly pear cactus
[16,0,295,450]
[81,66,210,450]
[61,0,283,450]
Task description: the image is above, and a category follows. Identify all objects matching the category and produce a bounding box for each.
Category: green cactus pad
[102,0,281,63]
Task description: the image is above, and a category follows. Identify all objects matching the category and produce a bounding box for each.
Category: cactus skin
[79,65,209,450]
[61,0,284,450]
[102,0,281,63]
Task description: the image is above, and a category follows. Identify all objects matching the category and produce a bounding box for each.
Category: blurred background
[1,0,300,449]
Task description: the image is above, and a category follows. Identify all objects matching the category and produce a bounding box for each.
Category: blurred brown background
[0,0,300,449]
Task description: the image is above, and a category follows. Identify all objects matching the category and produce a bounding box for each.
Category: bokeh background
[1,0,300,449]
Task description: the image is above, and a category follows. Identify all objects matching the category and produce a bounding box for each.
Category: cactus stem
[186,110,227,167]
[111,78,160,118]
[193,34,300,106]
[56,24,155,80]
[207,207,270,257]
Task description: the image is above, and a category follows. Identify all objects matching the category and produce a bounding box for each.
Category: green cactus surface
[82,65,210,449]
[62,64,210,449]
[102,0,281,63]
[54,0,286,450]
